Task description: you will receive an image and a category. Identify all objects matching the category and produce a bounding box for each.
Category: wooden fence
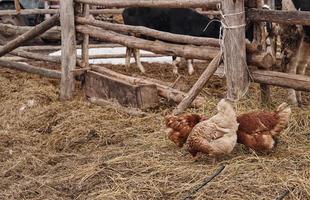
[0,0,309,114]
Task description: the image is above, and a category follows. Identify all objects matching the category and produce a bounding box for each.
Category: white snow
[49,47,173,65]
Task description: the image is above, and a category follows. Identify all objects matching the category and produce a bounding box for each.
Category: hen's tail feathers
[272,103,291,136]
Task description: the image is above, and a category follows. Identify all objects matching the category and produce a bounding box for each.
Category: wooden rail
[74,0,221,9]
[247,9,310,26]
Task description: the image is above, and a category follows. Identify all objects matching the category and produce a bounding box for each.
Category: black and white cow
[276,0,310,105]
[122,8,221,75]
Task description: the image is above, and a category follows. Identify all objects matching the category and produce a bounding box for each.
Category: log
[215,66,310,92]
[247,9,310,26]
[74,0,221,9]
[0,23,61,41]
[76,17,258,53]
[0,9,59,16]
[88,97,147,117]
[81,4,90,68]
[0,59,61,79]
[76,17,221,47]
[173,53,221,115]
[79,53,167,59]
[91,65,206,108]
[76,25,220,60]
[85,71,159,109]
[18,43,123,51]
[60,0,77,100]
[0,14,60,57]
[222,0,249,100]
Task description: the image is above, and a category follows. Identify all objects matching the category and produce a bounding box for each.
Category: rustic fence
[0,0,309,114]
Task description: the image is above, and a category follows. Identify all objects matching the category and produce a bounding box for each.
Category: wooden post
[257,0,271,105]
[81,4,90,68]
[0,14,59,58]
[60,0,77,100]
[222,0,249,100]
[173,53,221,115]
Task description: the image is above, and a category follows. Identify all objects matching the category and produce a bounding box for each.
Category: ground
[0,61,309,200]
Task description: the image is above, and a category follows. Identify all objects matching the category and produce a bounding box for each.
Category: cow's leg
[172,56,181,75]
[133,48,145,73]
[125,47,132,68]
[287,39,309,105]
[296,40,310,105]
[187,59,194,75]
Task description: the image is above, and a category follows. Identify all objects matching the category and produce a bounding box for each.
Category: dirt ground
[0,61,310,200]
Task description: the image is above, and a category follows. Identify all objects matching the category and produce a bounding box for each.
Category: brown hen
[165,114,207,147]
[237,103,291,151]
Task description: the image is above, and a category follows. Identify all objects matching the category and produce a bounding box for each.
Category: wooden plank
[173,53,221,115]
[74,0,221,9]
[0,9,59,16]
[60,0,77,100]
[247,9,310,26]
[0,14,60,57]
[91,65,206,108]
[222,0,249,99]
[84,71,159,109]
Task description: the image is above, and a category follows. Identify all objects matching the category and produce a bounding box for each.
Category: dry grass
[0,62,309,200]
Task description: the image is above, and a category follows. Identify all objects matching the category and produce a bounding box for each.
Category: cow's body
[278,0,310,105]
[122,8,221,75]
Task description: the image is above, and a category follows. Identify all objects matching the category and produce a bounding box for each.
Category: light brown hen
[237,103,291,151]
[186,99,239,160]
[165,114,207,147]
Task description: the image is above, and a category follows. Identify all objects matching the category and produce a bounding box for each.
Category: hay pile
[0,62,309,200]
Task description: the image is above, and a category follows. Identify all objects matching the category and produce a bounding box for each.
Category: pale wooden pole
[222,0,249,99]
[60,0,77,100]
[81,4,90,68]
[13,0,21,13]
[173,53,221,115]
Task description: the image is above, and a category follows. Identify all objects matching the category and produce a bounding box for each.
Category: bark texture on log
[222,0,249,100]
[60,0,77,100]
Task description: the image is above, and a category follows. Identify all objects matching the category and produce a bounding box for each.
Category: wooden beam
[76,25,219,60]
[0,59,61,79]
[173,53,221,115]
[81,4,90,68]
[251,70,310,92]
[222,0,249,100]
[76,17,221,47]
[0,9,59,16]
[247,9,310,26]
[0,23,61,41]
[74,0,221,9]
[60,0,77,100]
[91,65,206,108]
[0,14,59,58]
[215,66,310,92]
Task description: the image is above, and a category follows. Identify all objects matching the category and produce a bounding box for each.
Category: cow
[276,0,310,106]
[122,8,221,75]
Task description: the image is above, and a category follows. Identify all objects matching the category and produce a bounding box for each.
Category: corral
[0,0,310,199]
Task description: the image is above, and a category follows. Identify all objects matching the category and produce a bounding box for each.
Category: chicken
[236,103,291,151]
[186,99,239,161]
[165,114,207,147]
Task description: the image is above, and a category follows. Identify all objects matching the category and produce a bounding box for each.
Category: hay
[0,61,309,200]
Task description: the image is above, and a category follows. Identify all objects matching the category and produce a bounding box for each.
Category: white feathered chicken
[186,99,239,161]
